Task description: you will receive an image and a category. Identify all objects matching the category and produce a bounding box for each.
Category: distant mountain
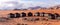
[28,6,42,10]
[48,5,60,9]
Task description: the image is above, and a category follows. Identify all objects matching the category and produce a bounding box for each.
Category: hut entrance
[21,12,26,17]
[15,13,20,18]
[48,13,56,19]
[54,13,60,19]
[9,13,15,18]
[28,12,33,16]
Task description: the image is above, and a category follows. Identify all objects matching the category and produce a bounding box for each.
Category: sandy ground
[0,9,60,25]
[0,17,60,25]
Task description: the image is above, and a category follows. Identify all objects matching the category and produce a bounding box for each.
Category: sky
[0,0,60,10]
[19,0,60,7]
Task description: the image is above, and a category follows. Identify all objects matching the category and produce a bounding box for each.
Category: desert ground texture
[0,9,60,25]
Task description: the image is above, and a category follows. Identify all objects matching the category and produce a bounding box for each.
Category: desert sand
[0,9,60,25]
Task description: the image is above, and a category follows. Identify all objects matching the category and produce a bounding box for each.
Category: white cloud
[0,0,18,10]
[0,0,60,10]
[17,1,46,9]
